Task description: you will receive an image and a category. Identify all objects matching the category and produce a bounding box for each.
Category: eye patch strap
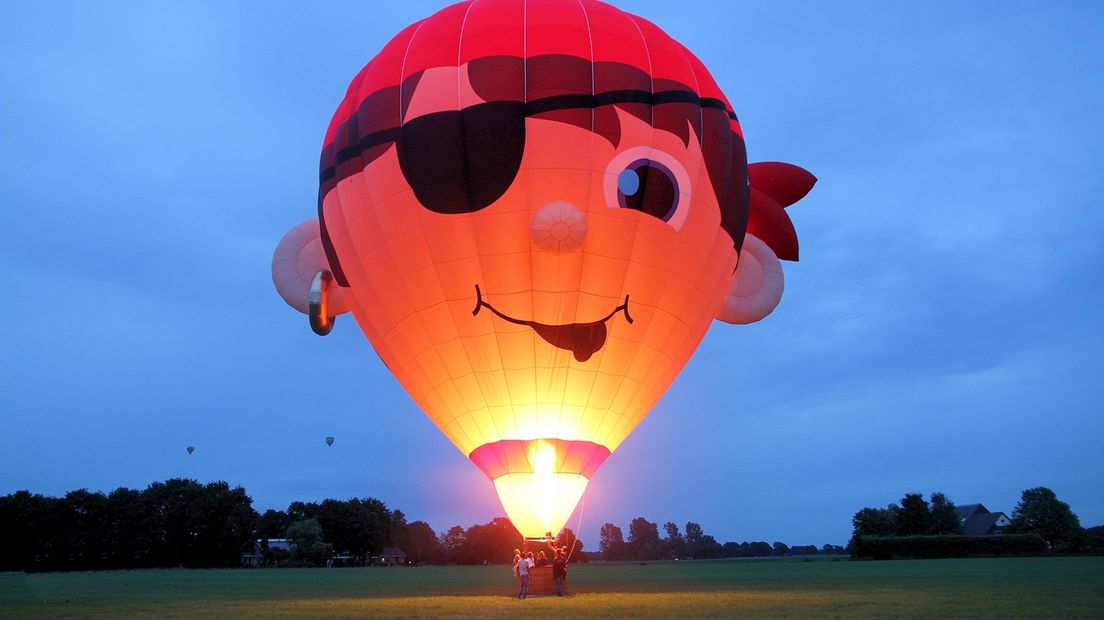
[321,90,736,184]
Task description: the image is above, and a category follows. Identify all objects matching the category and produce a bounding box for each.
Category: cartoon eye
[604,146,691,229]
[617,159,680,221]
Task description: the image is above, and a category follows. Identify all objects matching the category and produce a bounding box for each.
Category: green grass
[2,557,1102,618]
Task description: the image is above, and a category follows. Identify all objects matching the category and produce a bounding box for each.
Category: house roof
[381,547,407,557]
[962,511,1009,536]
[954,504,988,522]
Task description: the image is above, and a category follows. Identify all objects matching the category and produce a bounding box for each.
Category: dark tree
[258,509,290,540]
[928,492,962,534]
[286,500,319,523]
[313,498,394,562]
[1086,525,1104,554]
[439,525,466,564]
[772,542,791,556]
[457,518,521,565]
[663,521,684,559]
[896,493,932,536]
[599,522,626,560]
[189,481,258,567]
[390,509,408,553]
[628,517,660,560]
[557,527,583,557]
[852,505,899,537]
[748,541,772,557]
[141,478,205,566]
[103,487,143,568]
[697,534,723,559]
[402,521,441,565]
[286,518,328,564]
[60,489,108,570]
[684,522,704,545]
[663,521,681,541]
[683,521,704,558]
[0,491,56,570]
[1006,487,1084,549]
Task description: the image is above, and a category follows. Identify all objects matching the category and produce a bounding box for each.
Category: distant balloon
[325,436,335,447]
[186,446,195,455]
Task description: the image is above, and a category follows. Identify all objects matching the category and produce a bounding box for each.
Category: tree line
[406,518,585,566]
[1,480,259,571]
[256,509,585,567]
[253,497,408,566]
[851,491,963,539]
[18,479,1093,572]
[0,479,585,571]
[850,487,1103,557]
[596,517,845,561]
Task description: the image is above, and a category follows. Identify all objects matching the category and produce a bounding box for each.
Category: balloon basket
[514,566,567,598]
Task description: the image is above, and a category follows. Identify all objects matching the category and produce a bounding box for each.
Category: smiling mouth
[472,284,633,362]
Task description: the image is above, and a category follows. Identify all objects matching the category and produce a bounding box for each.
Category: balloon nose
[531,201,587,254]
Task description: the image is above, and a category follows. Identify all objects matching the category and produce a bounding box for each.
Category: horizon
[2,0,1102,551]
[5,473,1062,550]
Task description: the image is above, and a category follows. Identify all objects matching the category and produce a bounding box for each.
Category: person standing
[515,551,530,599]
[552,548,567,596]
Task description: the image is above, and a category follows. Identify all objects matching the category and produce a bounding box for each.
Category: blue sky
[2,0,1102,549]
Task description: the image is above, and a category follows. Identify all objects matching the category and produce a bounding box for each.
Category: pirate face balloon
[272,0,815,539]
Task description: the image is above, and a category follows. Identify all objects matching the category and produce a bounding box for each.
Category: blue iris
[617,168,640,196]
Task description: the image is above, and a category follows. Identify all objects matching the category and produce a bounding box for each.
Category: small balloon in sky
[272,0,815,540]
[325,436,335,447]
[186,446,194,455]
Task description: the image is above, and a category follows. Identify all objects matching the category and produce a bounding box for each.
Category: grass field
[2,556,1102,618]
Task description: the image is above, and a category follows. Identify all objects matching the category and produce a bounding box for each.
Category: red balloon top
[321,0,741,149]
[316,0,808,275]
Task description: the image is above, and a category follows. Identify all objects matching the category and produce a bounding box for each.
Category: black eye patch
[396,102,526,215]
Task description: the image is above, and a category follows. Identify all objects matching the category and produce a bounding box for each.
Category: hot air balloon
[186,446,195,455]
[325,436,335,447]
[272,0,815,540]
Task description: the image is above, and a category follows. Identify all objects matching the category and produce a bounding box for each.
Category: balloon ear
[272,219,349,334]
[715,233,784,324]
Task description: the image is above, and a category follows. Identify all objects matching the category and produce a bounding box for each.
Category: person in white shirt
[515,551,530,599]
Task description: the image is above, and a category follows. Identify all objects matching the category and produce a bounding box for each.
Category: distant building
[955,503,1011,535]
[242,538,295,567]
[377,547,408,566]
[241,553,263,567]
[261,538,293,552]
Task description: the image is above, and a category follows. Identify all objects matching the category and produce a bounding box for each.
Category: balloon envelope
[297,0,812,539]
[186,446,194,455]
[325,436,335,447]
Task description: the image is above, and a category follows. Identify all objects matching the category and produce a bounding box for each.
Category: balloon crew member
[514,550,530,599]
[552,547,568,597]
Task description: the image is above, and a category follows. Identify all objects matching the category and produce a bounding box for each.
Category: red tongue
[529,320,608,362]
